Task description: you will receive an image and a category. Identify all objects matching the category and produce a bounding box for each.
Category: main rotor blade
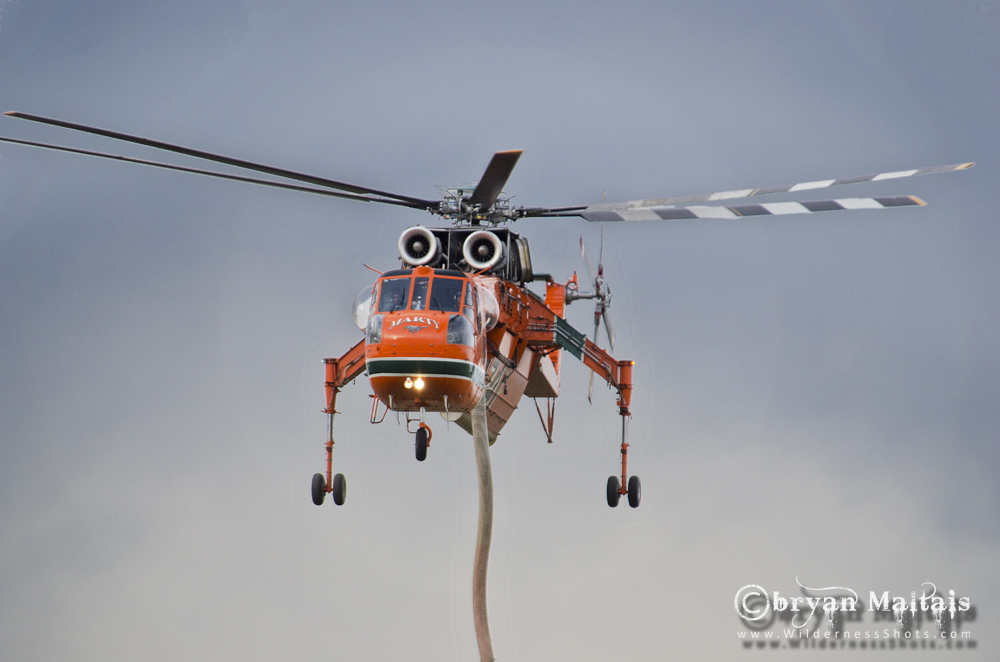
[0,136,424,208]
[542,195,927,222]
[5,111,438,209]
[577,162,973,213]
[519,205,588,217]
[468,150,522,210]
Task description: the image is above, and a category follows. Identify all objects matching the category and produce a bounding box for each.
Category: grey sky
[1,1,997,660]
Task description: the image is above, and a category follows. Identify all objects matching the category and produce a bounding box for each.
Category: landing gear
[311,471,347,506]
[627,475,641,508]
[312,473,326,505]
[607,475,641,508]
[313,385,347,506]
[607,410,640,508]
[415,426,429,461]
[412,419,432,462]
[607,476,621,507]
[332,472,347,506]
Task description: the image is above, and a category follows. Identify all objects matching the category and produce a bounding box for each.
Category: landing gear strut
[313,385,347,506]
[607,411,640,508]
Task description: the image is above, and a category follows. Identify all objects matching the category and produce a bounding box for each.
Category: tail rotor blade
[602,305,616,350]
[588,311,600,403]
[580,236,596,284]
[597,223,605,278]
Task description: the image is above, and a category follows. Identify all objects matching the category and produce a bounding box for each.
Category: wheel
[332,473,347,506]
[415,427,429,462]
[311,473,326,506]
[606,476,621,507]
[627,475,641,508]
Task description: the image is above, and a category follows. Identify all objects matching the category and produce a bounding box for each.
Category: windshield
[377,277,410,312]
[411,277,429,310]
[375,275,466,313]
[429,277,464,313]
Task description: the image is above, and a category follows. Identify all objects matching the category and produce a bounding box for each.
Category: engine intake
[398,226,441,266]
[463,231,504,270]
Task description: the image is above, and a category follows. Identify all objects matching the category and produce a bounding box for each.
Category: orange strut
[324,385,340,495]
[325,438,334,494]
[619,422,629,495]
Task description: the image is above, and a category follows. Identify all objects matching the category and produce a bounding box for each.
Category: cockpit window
[447,313,475,347]
[429,278,464,313]
[411,277,429,310]
[377,277,410,312]
[369,281,379,316]
[471,285,481,332]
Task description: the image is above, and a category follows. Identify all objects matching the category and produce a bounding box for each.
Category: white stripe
[872,169,918,181]
[708,188,754,201]
[837,198,883,210]
[789,179,835,192]
[618,209,664,221]
[760,202,811,215]
[370,372,480,383]
[688,206,738,219]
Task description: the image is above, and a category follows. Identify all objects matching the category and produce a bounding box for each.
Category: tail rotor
[571,227,615,402]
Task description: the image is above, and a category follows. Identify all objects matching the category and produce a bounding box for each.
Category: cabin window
[447,313,475,347]
[429,277,463,313]
[471,285,481,332]
[462,279,476,325]
[366,314,383,344]
[411,277,429,310]
[368,282,379,316]
[377,277,410,312]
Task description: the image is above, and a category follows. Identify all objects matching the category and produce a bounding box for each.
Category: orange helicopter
[322,156,639,509]
[0,112,974,511]
[326,220,636,508]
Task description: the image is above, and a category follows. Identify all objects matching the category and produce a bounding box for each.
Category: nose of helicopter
[365,311,484,412]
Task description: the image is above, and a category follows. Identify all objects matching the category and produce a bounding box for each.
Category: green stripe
[367,358,483,380]
[554,316,586,359]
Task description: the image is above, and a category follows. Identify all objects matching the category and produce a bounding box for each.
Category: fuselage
[364,266,487,413]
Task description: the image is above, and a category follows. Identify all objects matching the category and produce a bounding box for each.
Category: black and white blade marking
[583,162,973,212]
[580,196,926,223]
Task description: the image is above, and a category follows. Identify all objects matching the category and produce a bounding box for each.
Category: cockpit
[375,269,468,315]
[363,268,480,347]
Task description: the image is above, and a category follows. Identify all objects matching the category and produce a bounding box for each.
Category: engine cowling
[463,230,504,270]
[398,226,441,266]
